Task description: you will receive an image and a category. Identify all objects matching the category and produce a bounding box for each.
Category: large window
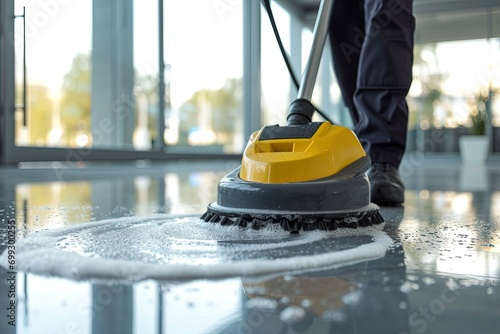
[162,0,243,153]
[3,0,500,164]
[10,0,243,157]
[407,38,500,153]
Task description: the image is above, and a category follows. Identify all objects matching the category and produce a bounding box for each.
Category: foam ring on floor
[0,214,393,281]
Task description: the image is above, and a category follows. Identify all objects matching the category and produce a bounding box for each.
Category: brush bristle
[200,208,384,233]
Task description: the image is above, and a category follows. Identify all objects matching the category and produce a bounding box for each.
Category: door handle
[14,6,27,126]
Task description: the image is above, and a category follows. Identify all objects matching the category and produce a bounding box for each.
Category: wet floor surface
[0,157,499,334]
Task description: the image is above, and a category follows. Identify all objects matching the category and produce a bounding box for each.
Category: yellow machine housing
[240,122,366,184]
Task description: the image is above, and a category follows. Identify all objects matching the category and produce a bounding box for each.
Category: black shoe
[368,162,404,206]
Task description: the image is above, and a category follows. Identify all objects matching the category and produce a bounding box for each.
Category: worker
[328,0,415,206]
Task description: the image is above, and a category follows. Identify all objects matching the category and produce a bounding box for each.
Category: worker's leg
[328,0,365,125]
[329,0,415,205]
[354,0,415,168]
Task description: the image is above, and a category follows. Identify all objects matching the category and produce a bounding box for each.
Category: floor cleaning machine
[201,0,384,232]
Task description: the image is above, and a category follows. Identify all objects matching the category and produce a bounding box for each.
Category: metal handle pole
[297,0,334,101]
[287,0,334,125]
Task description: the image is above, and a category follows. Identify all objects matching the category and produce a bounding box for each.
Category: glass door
[13,0,159,151]
[2,0,245,164]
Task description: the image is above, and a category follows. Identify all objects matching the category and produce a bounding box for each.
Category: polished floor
[0,154,499,334]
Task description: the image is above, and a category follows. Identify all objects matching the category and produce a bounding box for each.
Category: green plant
[469,91,488,136]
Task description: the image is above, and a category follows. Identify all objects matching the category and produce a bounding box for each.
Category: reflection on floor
[0,156,499,334]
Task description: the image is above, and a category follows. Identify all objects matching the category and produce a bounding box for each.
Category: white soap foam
[0,214,393,281]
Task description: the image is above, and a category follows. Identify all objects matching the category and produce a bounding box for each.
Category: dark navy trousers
[329,0,415,168]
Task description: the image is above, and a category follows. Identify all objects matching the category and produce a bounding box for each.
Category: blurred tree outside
[15,82,53,145]
[178,78,241,147]
[21,52,241,150]
[60,53,92,147]
[21,84,52,145]
[212,78,242,141]
[134,73,159,145]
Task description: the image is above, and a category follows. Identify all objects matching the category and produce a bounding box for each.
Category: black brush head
[201,204,384,233]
